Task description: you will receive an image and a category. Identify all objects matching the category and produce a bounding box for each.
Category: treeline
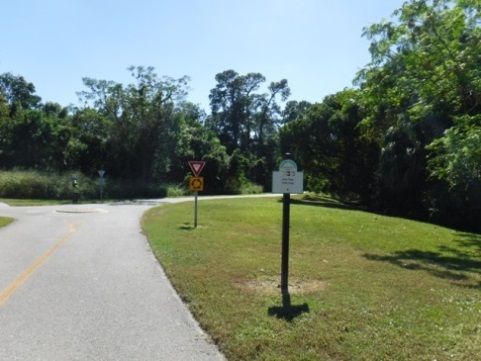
[281,0,481,231]
[0,66,291,196]
[2,0,481,230]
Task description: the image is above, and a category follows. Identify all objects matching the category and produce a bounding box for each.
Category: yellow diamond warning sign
[189,177,204,191]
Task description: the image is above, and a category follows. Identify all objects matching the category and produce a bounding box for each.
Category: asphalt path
[0,198,230,361]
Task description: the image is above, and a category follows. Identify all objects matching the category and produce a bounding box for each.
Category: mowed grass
[0,198,71,206]
[0,217,13,228]
[142,196,481,361]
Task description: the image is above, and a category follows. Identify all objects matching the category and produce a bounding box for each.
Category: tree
[66,108,111,174]
[76,66,190,180]
[207,70,266,153]
[0,108,71,170]
[207,70,290,188]
[255,79,290,150]
[42,102,69,118]
[357,0,481,135]
[281,100,312,125]
[169,103,229,193]
[354,0,481,216]
[0,72,41,110]
[426,114,481,228]
[280,90,377,202]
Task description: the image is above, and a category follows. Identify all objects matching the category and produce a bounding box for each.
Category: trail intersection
[0,200,225,361]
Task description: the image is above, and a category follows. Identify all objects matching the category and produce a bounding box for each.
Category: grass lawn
[0,217,13,228]
[0,198,72,206]
[142,195,481,361]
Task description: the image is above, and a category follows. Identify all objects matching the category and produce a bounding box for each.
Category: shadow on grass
[455,232,481,254]
[286,194,356,211]
[178,224,196,231]
[268,293,310,322]
[364,232,481,288]
[289,194,441,229]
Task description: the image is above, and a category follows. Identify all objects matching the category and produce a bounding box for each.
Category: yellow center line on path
[0,222,81,308]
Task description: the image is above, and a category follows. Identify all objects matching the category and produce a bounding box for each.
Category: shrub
[166,184,189,197]
[0,170,167,200]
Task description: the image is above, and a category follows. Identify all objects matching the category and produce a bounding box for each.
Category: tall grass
[0,170,92,199]
[0,170,167,200]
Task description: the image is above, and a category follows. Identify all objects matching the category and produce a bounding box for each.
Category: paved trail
[0,200,226,361]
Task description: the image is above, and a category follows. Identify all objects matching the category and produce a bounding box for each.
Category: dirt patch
[237,277,327,295]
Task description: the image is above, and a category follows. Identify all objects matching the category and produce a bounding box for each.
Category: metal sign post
[281,191,290,298]
[98,170,105,200]
[194,191,198,227]
[188,161,206,228]
[272,154,304,306]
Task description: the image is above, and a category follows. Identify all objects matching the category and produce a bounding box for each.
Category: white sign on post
[272,159,304,194]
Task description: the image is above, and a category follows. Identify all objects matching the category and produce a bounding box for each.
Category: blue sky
[1,0,405,111]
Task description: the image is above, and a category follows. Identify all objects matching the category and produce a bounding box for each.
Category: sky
[1,0,406,112]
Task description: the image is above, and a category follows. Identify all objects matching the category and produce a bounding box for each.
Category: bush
[0,170,95,199]
[104,178,167,199]
[166,184,189,197]
[239,181,263,194]
[0,170,167,200]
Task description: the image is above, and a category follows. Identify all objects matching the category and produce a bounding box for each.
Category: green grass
[0,217,14,227]
[166,184,190,197]
[0,198,73,206]
[142,195,481,361]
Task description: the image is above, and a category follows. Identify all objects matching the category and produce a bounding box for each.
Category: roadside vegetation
[3,0,481,358]
[143,196,481,361]
[0,170,168,202]
[0,199,71,206]
[0,217,13,227]
[3,1,481,231]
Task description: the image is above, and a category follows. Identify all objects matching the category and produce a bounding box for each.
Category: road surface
[0,199,226,361]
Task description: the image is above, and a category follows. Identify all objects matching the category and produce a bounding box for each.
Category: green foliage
[0,107,71,171]
[76,66,191,181]
[66,108,110,174]
[377,118,428,212]
[351,0,481,225]
[207,70,290,189]
[275,0,481,230]
[280,90,377,202]
[0,170,167,200]
[428,114,481,188]
[5,0,481,231]
[207,70,265,153]
[0,72,41,110]
[426,114,481,228]
[71,67,232,193]
[281,100,312,125]
[167,106,230,193]
[103,178,167,199]
[238,181,263,194]
[0,170,96,199]
[0,68,242,198]
[165,184,189,197]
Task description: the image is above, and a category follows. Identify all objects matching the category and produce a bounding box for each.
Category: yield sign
[188,161,205,177]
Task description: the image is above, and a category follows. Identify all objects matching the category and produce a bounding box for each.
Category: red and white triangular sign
[188,161,206,177]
